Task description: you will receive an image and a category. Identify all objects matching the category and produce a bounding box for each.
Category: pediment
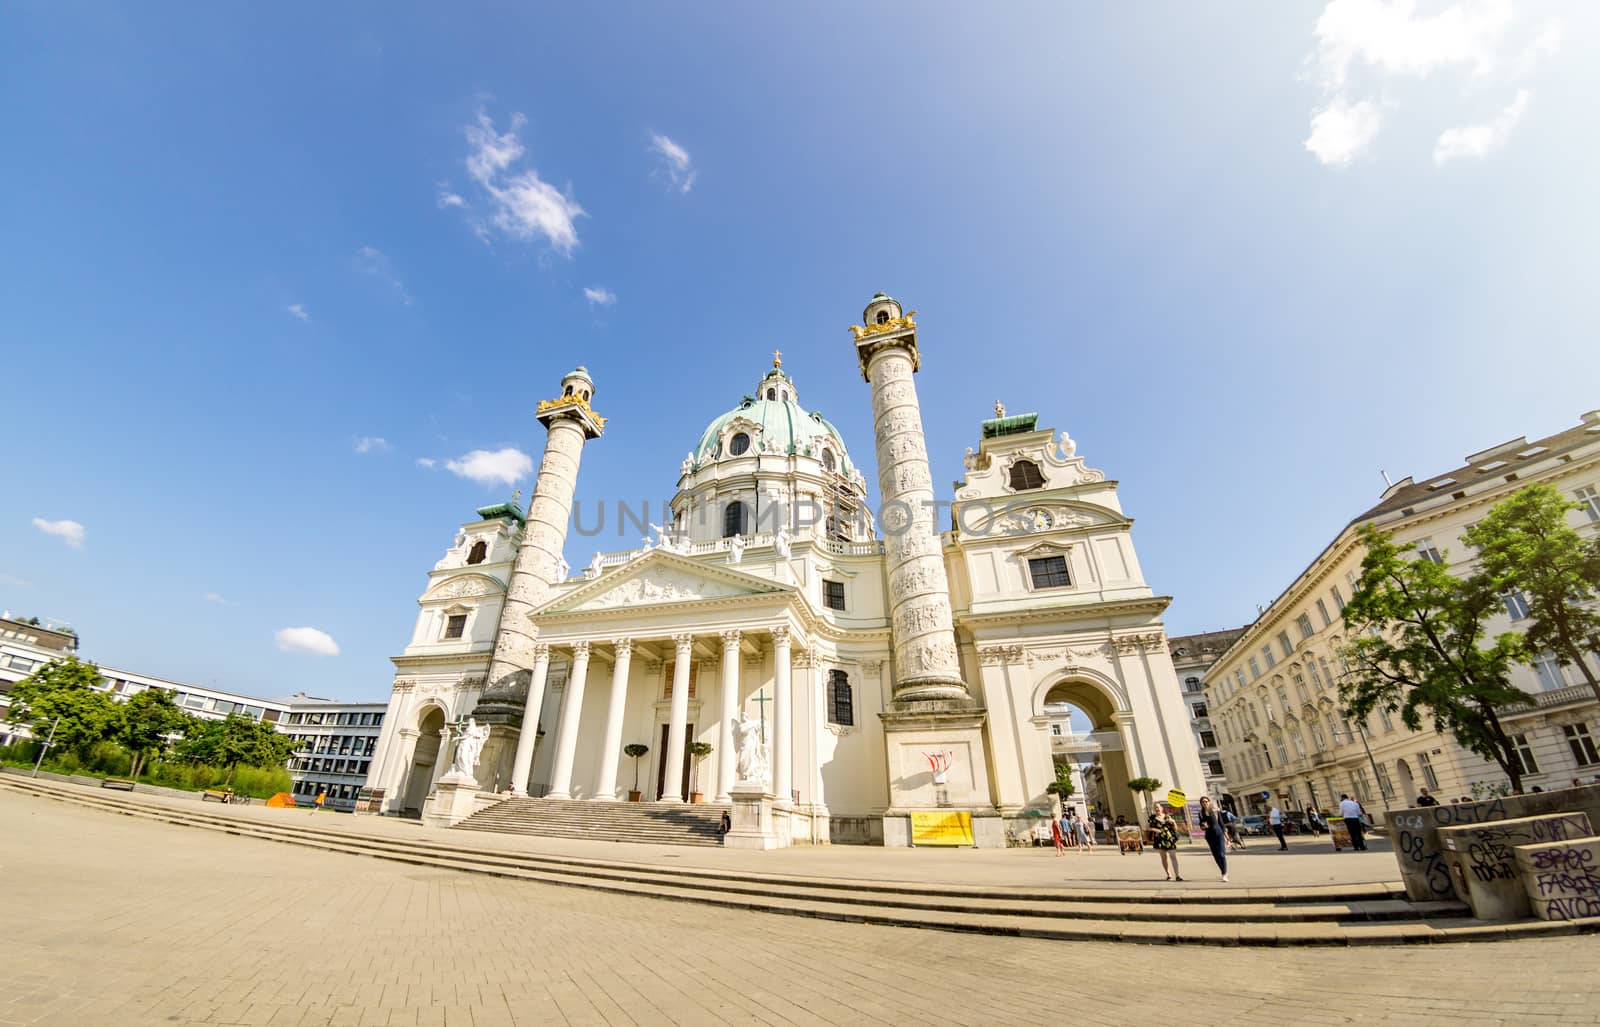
[534,549,792,615]
[421,573,505,603]
[965,500,1127,539]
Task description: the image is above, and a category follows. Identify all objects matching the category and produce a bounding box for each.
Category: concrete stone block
[1437,812,1592,920]
[1383,784,1600,902]
[1512,835,1600,922]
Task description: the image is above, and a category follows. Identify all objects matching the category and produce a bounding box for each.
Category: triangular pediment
[534,549,793,616]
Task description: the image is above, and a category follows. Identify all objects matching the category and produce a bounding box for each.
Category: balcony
[1051,730,1123,756]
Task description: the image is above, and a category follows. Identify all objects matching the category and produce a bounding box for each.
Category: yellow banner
[910,810,974,846]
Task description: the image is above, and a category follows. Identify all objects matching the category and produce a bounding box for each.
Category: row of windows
[285,710,384,727]
[286,733,378,756]
[291,779,362,800]
[292,756,371,776]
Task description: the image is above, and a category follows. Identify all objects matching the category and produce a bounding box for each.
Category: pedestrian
[1074,810,1093,852]
[719,810,732,835]
[1198,796,1229,882]
[1101,813,1111,843]
[1305,806,1324,836]
[1050,811,1066,855]
[1150,804,1182,881]
[313,789,327,813]
[1338,793,1368,851]
[1414,788,1439,807]
[1223,807,1246,851]
[1268,804,1288,850]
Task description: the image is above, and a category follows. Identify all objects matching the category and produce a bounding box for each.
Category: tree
[1044,761,1076,807]
[1127,776,1163,813]
[1465,483,1600,707]
[687,741,713,798]
[6,657,122,755]
[624,743,649,797]
[115,688,194,779]
[175,714,301,785]
[1341,523,1529,793]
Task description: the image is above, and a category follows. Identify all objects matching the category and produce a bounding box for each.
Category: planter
[690,791,704,804]
[627,791,642,802]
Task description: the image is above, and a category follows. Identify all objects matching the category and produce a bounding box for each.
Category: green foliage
[174,714,302,784]
[1341,523,1528,792]
[624,743,649,792]
[1127,776,1163,796]
[7,656,122,754]
[114,688,193,778]
[1464,483,1600,705]
[1044,762,1076,800]
[687,742,713,758]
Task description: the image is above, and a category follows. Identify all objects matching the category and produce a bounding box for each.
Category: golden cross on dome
[772,349,783,368]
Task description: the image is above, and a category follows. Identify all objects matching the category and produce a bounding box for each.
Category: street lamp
[1331,714,1391,805]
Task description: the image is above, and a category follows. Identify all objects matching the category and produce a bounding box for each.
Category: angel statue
[587,551,605,578]
[447,717,490,783]
[733,711,770,787]
[727,533,746,565]
[773,526,792,560]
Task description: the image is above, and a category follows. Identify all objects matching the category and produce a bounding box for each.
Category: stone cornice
[391,652,494,669]
[955,595,1171,630]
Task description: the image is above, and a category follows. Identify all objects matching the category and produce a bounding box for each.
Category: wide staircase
[453,796,731,846]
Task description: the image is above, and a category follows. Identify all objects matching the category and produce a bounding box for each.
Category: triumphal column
[851,294,1001,846]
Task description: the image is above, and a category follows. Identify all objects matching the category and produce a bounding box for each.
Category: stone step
[7,776,1568,948]
[453,797,730,846]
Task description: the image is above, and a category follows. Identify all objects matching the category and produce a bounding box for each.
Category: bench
[101,778,136,791]
[201,789,234,803]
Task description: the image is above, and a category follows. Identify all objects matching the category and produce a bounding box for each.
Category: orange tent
[265,792,297,808]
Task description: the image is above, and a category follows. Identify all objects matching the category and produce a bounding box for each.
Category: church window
[466,540,487,565]
[1027,555,1070,589]
[827,669,854,726]
[443,614,467,640]
[766,388,776,400]
[723,501,749,538]
[824,580,846,611]
[876,310,889,324]
[1009,460,1044,491]
[729,432,751,456]
[822,449,837,472]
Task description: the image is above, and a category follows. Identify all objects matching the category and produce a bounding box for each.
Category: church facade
[364,295,1204,845]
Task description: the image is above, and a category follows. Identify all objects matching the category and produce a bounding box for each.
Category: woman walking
[1073,810,1094,852]
[1198,796,1230,882]
[1149,804,1182,881]
[1049,811,1066,855]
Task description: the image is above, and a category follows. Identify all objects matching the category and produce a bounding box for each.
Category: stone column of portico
[772,626,793,804]
[544,642,591,800]
[717,630,741,801]
[660,634,695,803]
[483,368,605,693]
[428,727,454,790]
[851,296,969,704]
[593,639,634,799]
[506,643,551,795]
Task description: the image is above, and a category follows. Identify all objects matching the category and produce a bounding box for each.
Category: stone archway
[402,705,447,816]
[1036,676,1137,828]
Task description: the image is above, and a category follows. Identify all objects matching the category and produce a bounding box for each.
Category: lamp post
[31,717,60,778]
[1332,715,1390,805]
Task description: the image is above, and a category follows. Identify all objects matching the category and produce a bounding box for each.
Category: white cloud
[458,112,585,254]
[583,286,617,306]
[32,518,85,549]
[1434,88,1531,163]
[275,626,340,657]
[1305,97,1385,165]
[286,303,310,322]
[416,457,437,469]
[354,435,391,455]
[0,573,31,588]
[354,246,413,306]
[1301,1,1560,167]
[446,447,533,486]
[648,132,697,193]
[204,591,235,606]
[436,190,465,209]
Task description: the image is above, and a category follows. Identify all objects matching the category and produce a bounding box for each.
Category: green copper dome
[690,370,855,474]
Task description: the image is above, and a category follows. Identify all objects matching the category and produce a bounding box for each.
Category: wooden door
[655,722,695,799]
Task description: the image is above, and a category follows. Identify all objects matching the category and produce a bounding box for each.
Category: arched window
[827,669,854,726]
[1009,459,1044,490]
[876,310,889,325]
[564,385,573,396]
[723,501,749,538]
[466,540,487,565]
[822,449,837,472]
[766,388,776,400]
[728,432,750,456]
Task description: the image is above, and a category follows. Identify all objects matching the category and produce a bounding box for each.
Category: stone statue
[773,526,792,559]
[448,717,489,781]
[452,529,467,548]
[734,712,769,786]
[649,522,672,550]
[680,452,694,476]
[587,551,605,577]
[962,446,976,471]
[727,534,746,564]
[1059,431,1076,458]
[639,535,654,553]
[994,400,1005,418]
[554,556,570,581]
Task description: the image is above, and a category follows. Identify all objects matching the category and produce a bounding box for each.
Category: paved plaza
[3,789,1599,1025]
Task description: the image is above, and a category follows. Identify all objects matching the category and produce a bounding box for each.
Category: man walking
[1268,804,1288,850]
[1338,793,1368,851]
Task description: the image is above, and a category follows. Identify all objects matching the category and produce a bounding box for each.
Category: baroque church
[363,294,1204,846]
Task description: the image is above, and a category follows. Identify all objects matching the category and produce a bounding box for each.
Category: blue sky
[4,3,1597,702]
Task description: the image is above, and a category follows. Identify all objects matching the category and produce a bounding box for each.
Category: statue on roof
[994,401,1006,418]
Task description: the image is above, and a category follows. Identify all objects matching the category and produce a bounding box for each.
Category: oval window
[822,450,837,471]
[729,433,751,456]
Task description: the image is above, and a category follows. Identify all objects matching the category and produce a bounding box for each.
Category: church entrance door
[656,722,693,800]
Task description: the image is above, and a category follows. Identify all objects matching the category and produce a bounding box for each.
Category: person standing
[1198,796,1229,882]
[1223,807,1246,851]
[1100,813,1112,844]
[1050,811,1066,855]
[1150,804,1182,881]
[1305,805,1324,836]
[1414,788,1439,807]
[1074,810,1094,852]
[1338,793,1368,851]
[1268,804,1288,851]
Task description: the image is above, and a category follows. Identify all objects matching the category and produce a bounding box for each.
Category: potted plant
[1044,761,1076,811]
[687,741,713,803]
[624,743,649,802]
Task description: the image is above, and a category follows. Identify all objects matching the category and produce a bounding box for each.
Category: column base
[421,778,493,828]
[878,701,999,848]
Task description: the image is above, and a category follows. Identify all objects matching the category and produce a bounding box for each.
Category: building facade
[1167,628,1247,807]
[1207,411,1600,816]
[279,696,388,810]
[364,294,1206,844]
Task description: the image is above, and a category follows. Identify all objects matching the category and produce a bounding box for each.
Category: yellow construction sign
[910,810,974,846]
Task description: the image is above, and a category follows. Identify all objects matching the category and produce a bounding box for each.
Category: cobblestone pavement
[3,791,1596,1026]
